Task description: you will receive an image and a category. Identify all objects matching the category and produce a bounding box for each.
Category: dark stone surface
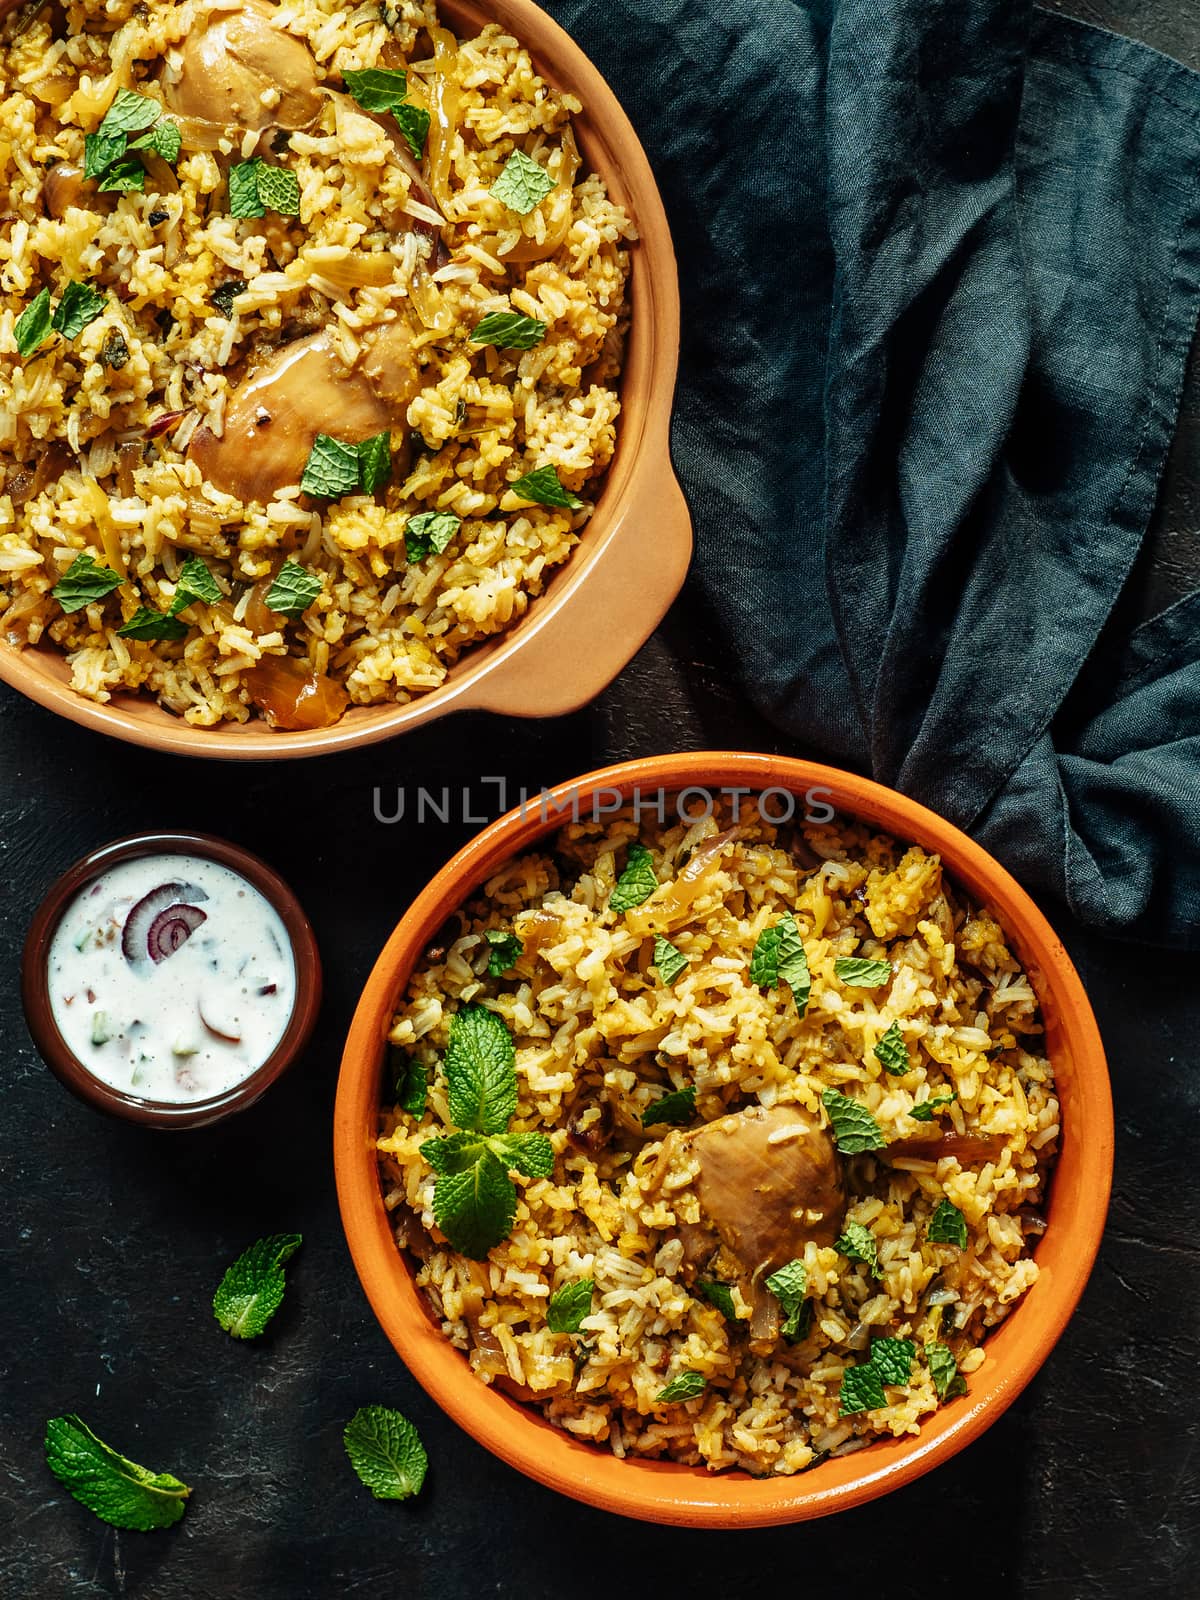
[4,5,1200,1598]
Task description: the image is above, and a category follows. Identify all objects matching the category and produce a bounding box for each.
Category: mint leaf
[928,1199,968,1248]
[84,131,128,180]
[265,559,322,618]
[388,1046,427,1117]
[610,841,658,913]
[44,1415,190,1531]
[695,1280,737,1321]
[212,279,246,319]
[444,1004,517,1135]
[300,433,360,498]
[357,431,392,494]
[508,463,582,510]
[489,1130,554,1179]
[51,281,107,341]
[131,119,181,164]
[765,1258,809,1338]
[255,163,300,216]
[835,956,893,987]
[431,1144,515,1258]
[98,89,160,137]
[485,929,523,976]
[491,149,555,214]
[470,311,547,351]
[116,606,188,641]
[423,1131,490,1175]
[927,1341,967,1402]
[651,935,688,985]
[749,914,809,1010]
[869,1337,915,1385]
[342,67,408,113]
[547,1278,594,1333]
[405,509,460,560]
[228,159,266,218]
[838,1362,887,1416]
[822,1088,887,1153]
[874,1020,911,1075]
[910,1091,956,1122]
[14,287,53,358]
[212,1233,302,1339]
[169,557,221,614]
[656,1371,706,1404]
[835,1220,881,1278]
[343,1405,427,1501]
[52,553,122,613]
[642,1086,696,1128]
[97,155,146,194]
[393,102,430,160]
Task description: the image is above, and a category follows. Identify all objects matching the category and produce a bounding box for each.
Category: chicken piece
[167,0,322,132]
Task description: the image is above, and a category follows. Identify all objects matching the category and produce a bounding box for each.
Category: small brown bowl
[22,832,322,1128]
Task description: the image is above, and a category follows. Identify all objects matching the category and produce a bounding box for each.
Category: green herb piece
[100,328,130,368]
[928,1199,968,1249]
[507,463,583,510]
[444,1004,517,1135]
[651,934,688,985]
[44,1415,191,1531]
[51,281,107,341]
[926,1341,967,1402]
[116,606,188,641]
[696,1280,737,1321]
[874,1020,911,1076]
[547,1278,594,1334]
[470,311,547,351]
[98,88,160,138]
[404,509,461,560]
[610,841,658,912]
[300,433,361,498]
[488,1130,555,1178]
[392,101,431,160]
[839,1362,887,1416]
[641,1086,696,1128]
[910,1091,957,1123]
[97,156,147,194]
[52,552,122,613]
[265,559,322,618]
[130,120,181,164]
[342,66,409,113]
[254,163,300,216]
[343,1405,427,1501]
[821,1088,887,1154]
[431,1144,515,1258]
[491,148,555,214]
[485,929,523,976]
[169,557,221,614]
[14,287,53,358]
[422,1130,489,1175]
[749,914,810,1011]
[835,1220,881,1279]
[655,1371,706,1404]
[834,956,894,987]
[228,159,266,218]
[212,1233,302,1339]
[765,1259,809,1339]
[357,431,392,494]
[389,1047,427,1118]
[211,280,246,320]
[84,131,128,181]
[869,1337,916,1385]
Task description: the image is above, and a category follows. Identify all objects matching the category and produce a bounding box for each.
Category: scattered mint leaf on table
[834,956,893,987]
[835,1220,881,1278]
[265,559,322,618]
[44,1414,191,1530]
[485,929,523,975]
[822,1087,887,1153]
[491,149,555,214]
[507,463,582,510]
[656,1371,706,1404]
[52,554,121,613]
[213,1232,302,1339]
[343,1405,428,1501]
[405,510,460,560]
[695,1280,737,1321]
[610,841,658,912]
[927,1341,968,1402]
[471,311,547,350]
[642,1086,696,1128]
[928,1199,968,1248]
[874,1020,911,1075]
[910,1091,957,1122]
[547,1278,594,1333]
[651,934,688,984]
[14,287,53,358]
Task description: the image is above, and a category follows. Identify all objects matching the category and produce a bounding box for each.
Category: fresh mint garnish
[695,1280,737,1321]
[229,159,300,219]
[169,557,221,614]
[116,606,188,641]
[44,1414,190,1531]
[546,1278,594,1333]
[14,287,53,358]
[651,935,688,984]
[392,102,430,160]
[51,553,122,612]
[874,1020,911,1075]
[655,1371,706,1404]
[342,67,408,113]
[765,1259,809,1339]
[491,149,555,214]
[212,1233,302,1339]
[869,1337,916,1385]
[405,510,461,560]
[926,1341,967,1402]
[98,89,160,137]
[835,1220,881,1278]
[610,841,658,912]
[389,1046,427,1118]
[357,431,392,493]
[508,463,582,510]
[97,155,147,194]
[51,281,107,341]
[749,913,810,1011]
[928,1199,968,1248]
[641,1086,696,1128]
[485,930,523,976]
[265,559,322,618]
[822,1087,887,1153]
[444,1004,516,1134]
[300,433,391,498]
[910,1091,956,1122]
[839,1337,916,1415]
[131,120,182,163]
[343,1405,427,1501]
[835,956,893,987]
[470,311,547,351]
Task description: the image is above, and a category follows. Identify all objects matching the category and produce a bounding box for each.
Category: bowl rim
[0,0,691,758]
[22,830,323,1129]
[333,751,1113,1527]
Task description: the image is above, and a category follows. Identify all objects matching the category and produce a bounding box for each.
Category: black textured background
[4,3,1200,1596]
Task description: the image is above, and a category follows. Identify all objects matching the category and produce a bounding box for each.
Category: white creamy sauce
[47,853,296,1104]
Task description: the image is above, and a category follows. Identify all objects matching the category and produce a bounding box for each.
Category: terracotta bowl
[334,752,1113,1527]
[23,831,322,1128]
[0,0,690,758]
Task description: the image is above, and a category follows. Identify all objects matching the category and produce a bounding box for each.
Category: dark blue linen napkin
[555,0,1200,944]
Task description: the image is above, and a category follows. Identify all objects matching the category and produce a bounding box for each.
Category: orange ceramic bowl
[334,752,1112,1527]
[0,0,690,759]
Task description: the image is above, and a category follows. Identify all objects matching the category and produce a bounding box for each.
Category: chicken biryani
[0,0,633,728]
[377,802,1059,1476]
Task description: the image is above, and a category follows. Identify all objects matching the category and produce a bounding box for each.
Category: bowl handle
[451,469,693,719]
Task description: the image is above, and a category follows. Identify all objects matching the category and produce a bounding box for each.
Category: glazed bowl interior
[0,0,689,758]
[334,753,1113,1527]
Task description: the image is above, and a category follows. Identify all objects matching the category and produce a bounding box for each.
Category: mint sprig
[343,1405,427,1501]
[485,929,523,976]
[51,553,122,613]
[651,934,688,985]
[85,91,178,190]
[507,463,582,510]
[44,1415,191,1531]
[642,1085,696,1128]
[835,956,893,987]
[300,432,391,499]
[655,1371,706,1405]
[212,1233,302,1339]
[491,149,555,214]
[342,68,429,157]
[547,1278,594,1333]
[927,1199,968,1248]
[838,1337,916,1415]
[610,841,658,912]
[874,1020,911,1075]
[835,1219,881,1278]
[822,1087,887,1153]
